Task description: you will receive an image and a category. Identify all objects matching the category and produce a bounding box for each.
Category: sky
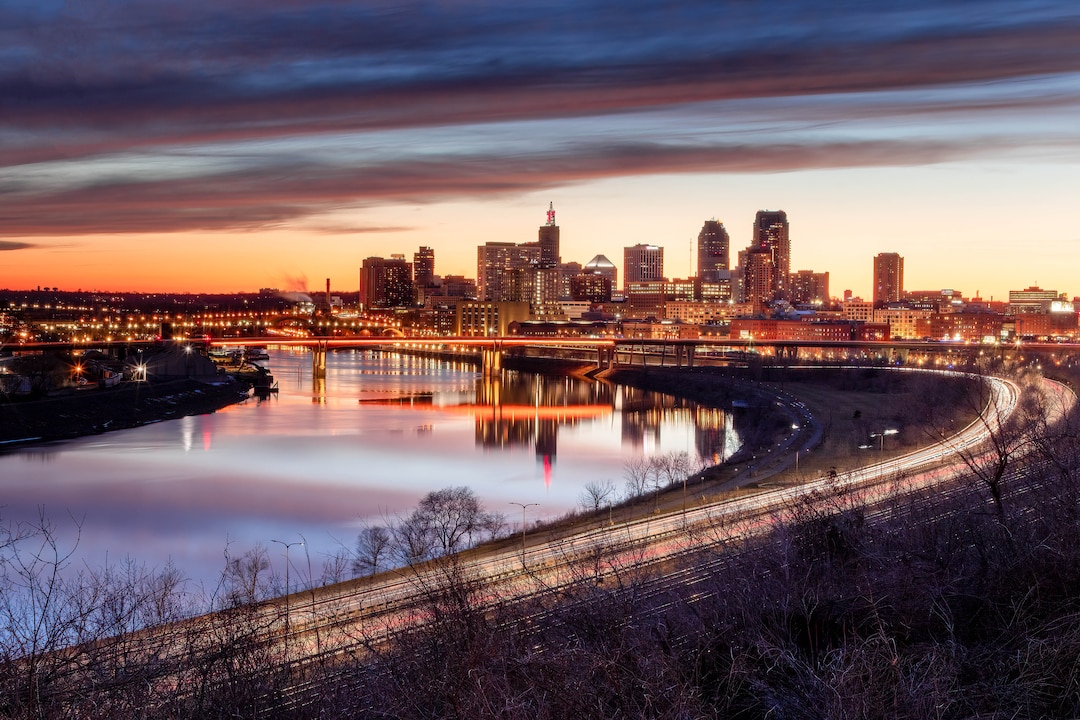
[1,0,1078,301]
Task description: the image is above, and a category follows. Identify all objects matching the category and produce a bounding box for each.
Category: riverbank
[0,378,252,448]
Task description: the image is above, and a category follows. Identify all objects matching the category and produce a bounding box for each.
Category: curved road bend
[137,372,1073,676]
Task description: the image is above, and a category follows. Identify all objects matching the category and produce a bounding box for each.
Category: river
[0,348,740,592]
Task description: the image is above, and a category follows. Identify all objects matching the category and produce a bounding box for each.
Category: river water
[0,349,740,591]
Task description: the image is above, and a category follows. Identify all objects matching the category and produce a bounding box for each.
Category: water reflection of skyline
[354,367,743,469]
[0,350,744,588]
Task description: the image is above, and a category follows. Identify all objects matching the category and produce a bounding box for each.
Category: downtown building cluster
[352,204,1080,343]
[3,202,1077,347]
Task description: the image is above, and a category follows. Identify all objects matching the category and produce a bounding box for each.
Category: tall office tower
[538,202,560,267]
[623,244,664,287]
[360,256,415,309]
[873,252,904,305]
[413,246,435,287]
[753,210,790,296]
[790,270,830,306]
[477,242,540,301]
[584,254,618,290]
[697,219,730,281]
[741,246,775,305]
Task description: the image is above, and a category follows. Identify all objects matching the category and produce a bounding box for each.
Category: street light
[509,502,538,566]
[271,538,303,594]
[866,428,899,452]
[271,537,304,643]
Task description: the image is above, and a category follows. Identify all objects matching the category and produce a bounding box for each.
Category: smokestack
[325,278,331,308]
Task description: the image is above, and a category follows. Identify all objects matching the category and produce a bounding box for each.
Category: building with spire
[538,202,560,268]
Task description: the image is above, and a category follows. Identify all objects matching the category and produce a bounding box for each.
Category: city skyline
[1,2,1079,300]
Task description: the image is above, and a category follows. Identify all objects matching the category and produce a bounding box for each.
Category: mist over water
[0,349,739,591]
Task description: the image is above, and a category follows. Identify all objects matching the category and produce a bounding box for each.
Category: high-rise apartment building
[753,210,790,297]
[741,246,775,306]
[477,242,540,301]
[697,219,730,282]
[873,252,904,305]
[413,246,435,287]
[360,255,415,309]
[624,244,664,287]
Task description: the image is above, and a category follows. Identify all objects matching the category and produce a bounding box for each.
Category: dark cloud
[0,136,993,235]
[302,223,415,235]
[0,1,1078,235]
[0,240,35,251]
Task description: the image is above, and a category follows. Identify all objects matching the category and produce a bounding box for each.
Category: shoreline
[0,378,252,449]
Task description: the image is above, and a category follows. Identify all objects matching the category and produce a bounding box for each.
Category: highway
[224,371,1060,667]
[50,369,1071,710]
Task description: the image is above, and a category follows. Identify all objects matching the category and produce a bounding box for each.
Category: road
[59,370,1070,709]
[247,371,1059,665]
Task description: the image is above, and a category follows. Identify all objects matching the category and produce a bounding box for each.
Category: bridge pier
[596,346,616,371]
[481,347,502,376]
[776,344,798,360]
[312,342,327,379]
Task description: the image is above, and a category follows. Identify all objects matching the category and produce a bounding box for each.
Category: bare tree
[653,451,693,490]
[320,546,354,585]
[477,510,507,542]
[950,372,1039,521]
[622,456,652,503]
[353,523,392,577]
[219,543,273,607]
[579,478,616,512]
[413,486,484,555]
[391,512,436,566]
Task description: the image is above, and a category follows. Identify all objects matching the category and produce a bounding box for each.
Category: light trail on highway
[43,369,1074,711]
[241,372,1049,664]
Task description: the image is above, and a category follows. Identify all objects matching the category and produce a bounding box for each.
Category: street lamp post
[271,538,304,642]
[876,428,899,452]
[509,502,538,566]
[861,428,899,453]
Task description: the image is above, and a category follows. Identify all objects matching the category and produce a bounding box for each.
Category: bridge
[8,335,1080,378]
[199,335,1080,377]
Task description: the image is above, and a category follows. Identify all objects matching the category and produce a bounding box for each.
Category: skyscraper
[360,255,415,309]
[697,219,729,282]
[477,242,540,301]
[584,254,618,290]
[623,244,664,287]
[538,202,560,267]
[741,246,775,305]
[413,246,435,287]
[873,252,904,305]
[753,210,790,297]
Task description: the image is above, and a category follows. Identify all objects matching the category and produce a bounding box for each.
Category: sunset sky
[2,1,1078,300]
